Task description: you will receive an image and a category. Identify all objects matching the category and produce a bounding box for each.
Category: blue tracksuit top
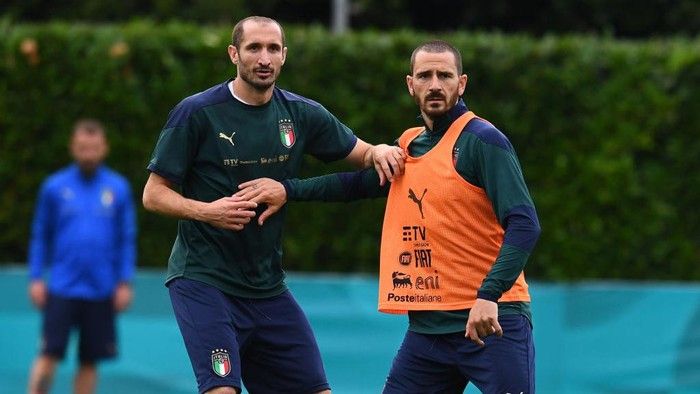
[28,164,136,299]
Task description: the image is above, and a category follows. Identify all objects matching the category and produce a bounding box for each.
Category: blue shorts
[383,314,535,394]
[41,293,117,363]
[168,278,329,394]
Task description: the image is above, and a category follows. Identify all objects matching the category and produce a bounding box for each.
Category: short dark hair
[231,16,286,49]
[72,118,106,137]
[410,40,463,75]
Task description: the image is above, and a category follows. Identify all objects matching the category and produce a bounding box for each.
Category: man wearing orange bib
[237,40,541,394]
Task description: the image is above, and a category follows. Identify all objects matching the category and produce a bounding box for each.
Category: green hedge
[2,20,699,280]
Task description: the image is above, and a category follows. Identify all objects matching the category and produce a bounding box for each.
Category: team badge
[101,188,114,207]
[279,119,296,148]
[211,348,231,377]
[61,187,75,200]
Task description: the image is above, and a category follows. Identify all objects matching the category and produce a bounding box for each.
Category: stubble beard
[416,91,459,120]
[240,68,277,92]
[415,95,448,120]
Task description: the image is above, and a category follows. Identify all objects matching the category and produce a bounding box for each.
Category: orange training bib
[378,112,530,314]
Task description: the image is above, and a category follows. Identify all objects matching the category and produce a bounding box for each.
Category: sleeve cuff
[476,290,500,302]
[146,164,182,185]
[28,267,43,281]
[281,179,296,200]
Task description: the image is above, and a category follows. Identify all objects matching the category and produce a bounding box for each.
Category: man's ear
[459,74,468,96]
[228,45,238,65]
[281,47,288,66]
[406,75,414,96]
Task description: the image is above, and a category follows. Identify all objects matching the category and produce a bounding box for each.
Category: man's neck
[421,99,463,132]
[77,165,99,179]
[231,79,274,106]
[421,114,434,131]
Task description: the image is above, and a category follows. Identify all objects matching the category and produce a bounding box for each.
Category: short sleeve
[303,105,357,163]
[146,102,200,184]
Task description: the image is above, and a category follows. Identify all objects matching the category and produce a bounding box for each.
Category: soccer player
[27,119,136,394]
[142,16,404,394]
[237,40,541,393]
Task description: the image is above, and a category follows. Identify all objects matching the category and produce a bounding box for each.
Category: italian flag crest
[211,349,231,377]
[100,188,114,207]
[279,119,296,148]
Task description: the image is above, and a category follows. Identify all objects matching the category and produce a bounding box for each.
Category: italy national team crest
[279,119,296,148]
[211,349,231,377]
[101,188,114,207]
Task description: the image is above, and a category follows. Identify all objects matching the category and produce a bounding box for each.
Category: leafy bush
[1,21,699,280]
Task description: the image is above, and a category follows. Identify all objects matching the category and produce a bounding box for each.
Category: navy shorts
[41,293,117,363]
[383,314,535,394]
[168,278,329,394]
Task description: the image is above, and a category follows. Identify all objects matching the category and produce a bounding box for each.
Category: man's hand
[29,280,47,309]
[201,196,257,230]
[465,298,503,346]
[234,178,287,225]
[368,144,406,186]
[113,282,133,312]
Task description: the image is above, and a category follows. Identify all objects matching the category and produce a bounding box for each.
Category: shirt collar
[70,163,105,181]
[419,98,469,135]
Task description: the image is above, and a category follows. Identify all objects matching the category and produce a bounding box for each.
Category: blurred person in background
[237,40,541,394]
[26,119,136,394]
[141,16,403,394]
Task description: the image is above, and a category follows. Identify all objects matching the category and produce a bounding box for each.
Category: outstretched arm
[235,168,388,225]
[143,172,258,231]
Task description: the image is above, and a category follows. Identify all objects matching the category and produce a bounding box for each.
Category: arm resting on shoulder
[344,139,405,186]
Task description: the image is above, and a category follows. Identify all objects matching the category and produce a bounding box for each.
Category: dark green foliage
[3,0,700,38]
[1,21,699,280]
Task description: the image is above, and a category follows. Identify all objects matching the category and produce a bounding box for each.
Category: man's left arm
[465,135,541,345]
[236,142,399,225]
[115,180,137,312]
[302,105,404,185]
[344,139,405,186]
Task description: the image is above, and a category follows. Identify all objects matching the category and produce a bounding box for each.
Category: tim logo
[398,251,412,266]
[408,188,427,219]
[392,271,412,289]
[402,226,426,241]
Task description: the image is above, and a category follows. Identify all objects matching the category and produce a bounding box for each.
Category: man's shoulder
[42,166,75,189]
[462,117,514,153]
[273,87,324,110]
[166,81,231,128]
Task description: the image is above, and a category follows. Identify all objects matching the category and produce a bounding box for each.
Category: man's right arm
[28,181,52,308]
[142,172,257,231]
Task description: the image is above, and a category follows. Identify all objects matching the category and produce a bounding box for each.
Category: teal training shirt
[285,99,540,334]
[147,79,358,298]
